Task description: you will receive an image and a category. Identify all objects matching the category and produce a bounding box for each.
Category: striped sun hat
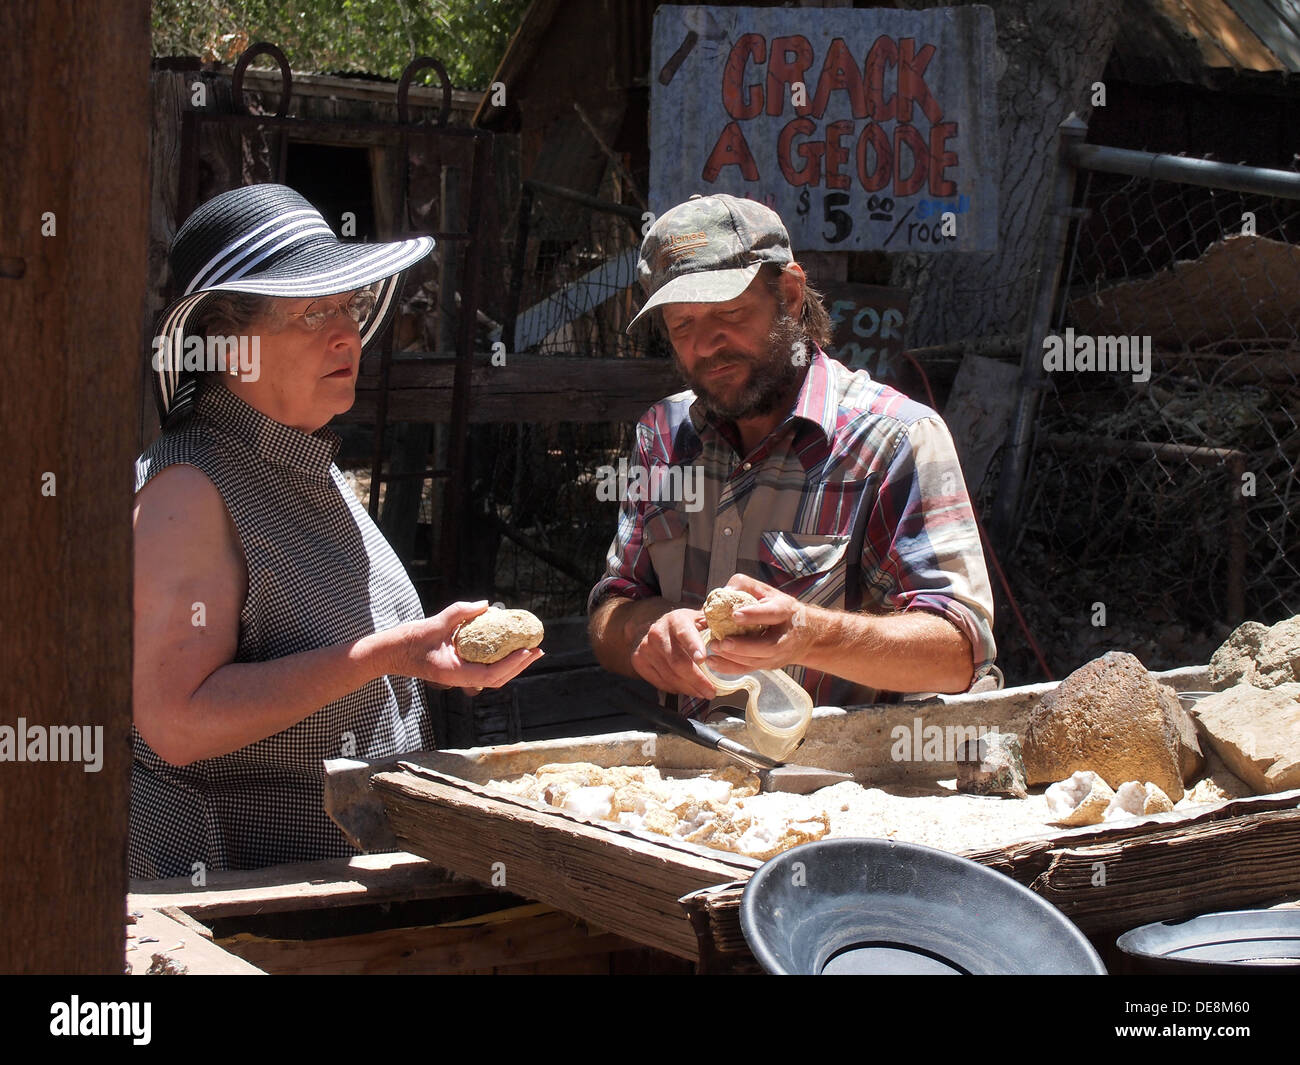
[153,183,435,427]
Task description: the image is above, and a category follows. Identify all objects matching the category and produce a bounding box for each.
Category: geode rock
[1160,683,1206,781]
[1104,781,1175,821]
[1209,616,1300,690]
[1023,651,1187,801]
[955,731,1028,798]
[1044,770,1115,826]
[703,587,763,640]
[454,608,544,664]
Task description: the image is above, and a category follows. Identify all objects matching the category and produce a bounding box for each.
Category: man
[587,193,995,718]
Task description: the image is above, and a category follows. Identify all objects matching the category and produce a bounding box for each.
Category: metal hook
[397,57,452,128]
[232,42,292,118]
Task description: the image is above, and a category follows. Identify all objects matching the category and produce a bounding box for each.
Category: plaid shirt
[588,348,996,716]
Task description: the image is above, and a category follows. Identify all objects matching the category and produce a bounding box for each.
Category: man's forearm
[799,606,975,694]
[591,591,976,696]
[588,595,675,678]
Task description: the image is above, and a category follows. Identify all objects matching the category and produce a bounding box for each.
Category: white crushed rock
[487,762,1247,861]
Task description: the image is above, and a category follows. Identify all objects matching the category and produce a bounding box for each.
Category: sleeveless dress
[131,381,432,879]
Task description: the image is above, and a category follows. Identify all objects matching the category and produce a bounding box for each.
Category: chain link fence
[469,180,673,617]
[1001,153,1300,680]
[505,180,657,358]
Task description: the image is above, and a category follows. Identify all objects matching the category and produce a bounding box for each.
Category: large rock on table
[1209,617,1300,690]
[1023,651,1193,801]
[1188,681,1300,794]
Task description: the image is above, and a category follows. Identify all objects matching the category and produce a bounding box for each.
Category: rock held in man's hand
[704,587,764,640]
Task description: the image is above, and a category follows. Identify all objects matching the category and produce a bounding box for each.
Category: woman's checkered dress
[131,382,433,879]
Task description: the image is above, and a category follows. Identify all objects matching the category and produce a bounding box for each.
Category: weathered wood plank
[338,355,681,424]
[157,905,215,940]
[129,852,483,920]
[1005,809,1300,934]
[217,902,636,975]
[127,909,265,975]
[372,767,758,960]
[493,954,613,974]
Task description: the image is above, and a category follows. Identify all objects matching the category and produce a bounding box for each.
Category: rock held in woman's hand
[454,608,544,663]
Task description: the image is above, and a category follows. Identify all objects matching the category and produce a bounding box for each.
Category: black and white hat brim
[153,204,434,427]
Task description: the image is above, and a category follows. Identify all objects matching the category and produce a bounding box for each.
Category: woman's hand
[389,600,543,692]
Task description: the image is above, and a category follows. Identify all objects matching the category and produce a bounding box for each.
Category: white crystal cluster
[1044,770,1177,826]
[488,762,830,861]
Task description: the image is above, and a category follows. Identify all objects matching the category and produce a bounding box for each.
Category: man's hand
[629,607,718,701]
[704,574,818,674]
[709,574,976,694]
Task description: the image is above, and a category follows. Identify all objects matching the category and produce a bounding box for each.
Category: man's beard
[674,312,808,421]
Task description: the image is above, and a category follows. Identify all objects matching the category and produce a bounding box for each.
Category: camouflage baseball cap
[628,193,793,329]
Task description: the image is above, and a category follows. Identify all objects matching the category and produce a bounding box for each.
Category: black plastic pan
[741,837,1107,974]
[1117,910,1300,973]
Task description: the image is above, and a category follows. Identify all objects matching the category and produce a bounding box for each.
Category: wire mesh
[511,188,657,358]
[473,183,671,617]
[1006,163,1300,679]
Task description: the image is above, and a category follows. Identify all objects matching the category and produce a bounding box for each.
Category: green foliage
[152,0,532,89]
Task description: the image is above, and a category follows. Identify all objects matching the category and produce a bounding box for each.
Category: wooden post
[0,0,150,972]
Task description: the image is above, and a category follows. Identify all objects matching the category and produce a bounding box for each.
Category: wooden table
[355,666,1300,971]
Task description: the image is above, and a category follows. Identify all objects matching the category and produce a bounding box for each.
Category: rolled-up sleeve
[863,415,997,683]
[587,428,660,614]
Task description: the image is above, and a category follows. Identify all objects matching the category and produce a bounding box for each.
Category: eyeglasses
[286,289,378,331]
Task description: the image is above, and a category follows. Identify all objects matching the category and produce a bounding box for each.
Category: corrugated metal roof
[1113,0,1300,83]
[1224,0,1300,68]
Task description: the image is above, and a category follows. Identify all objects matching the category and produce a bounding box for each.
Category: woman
[132,184,539,879]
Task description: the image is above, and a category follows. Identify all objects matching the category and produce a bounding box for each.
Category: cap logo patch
[657,230,709,270]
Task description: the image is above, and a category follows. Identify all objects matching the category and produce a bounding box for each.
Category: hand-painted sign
[650,5,997,252]
[821,282,910,378]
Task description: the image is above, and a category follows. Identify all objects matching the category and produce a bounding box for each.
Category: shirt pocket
[643,505,690,605]
[758,530,851,603]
